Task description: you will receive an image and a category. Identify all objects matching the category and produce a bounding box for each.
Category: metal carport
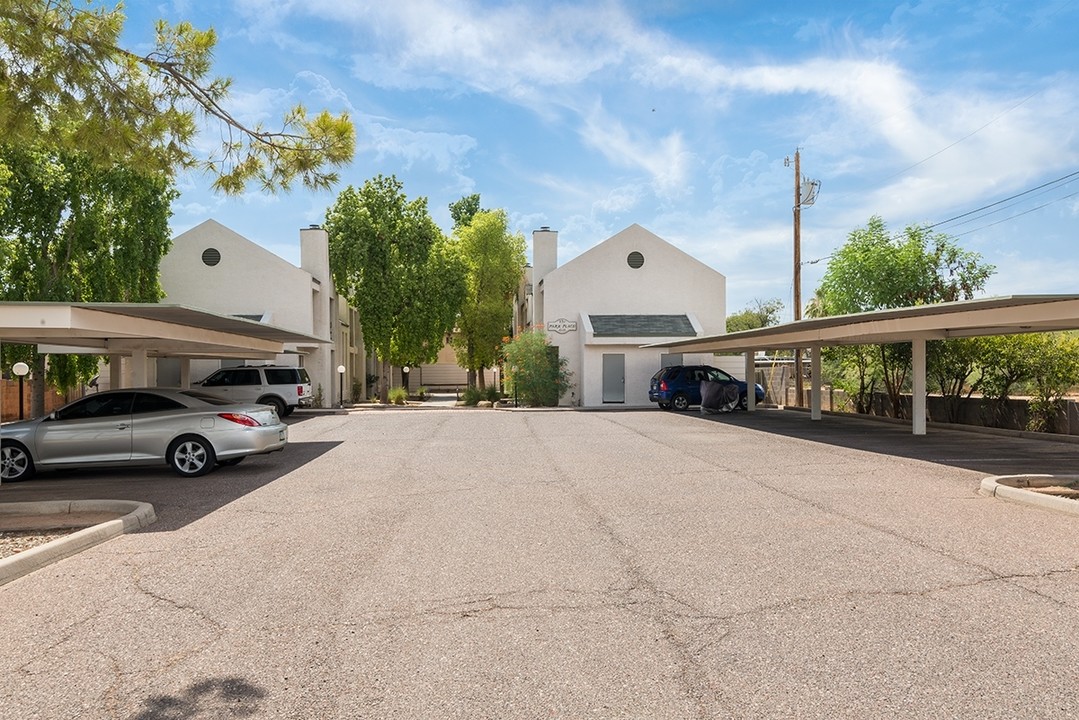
[647,295,1079,435]
[0,302,327,390]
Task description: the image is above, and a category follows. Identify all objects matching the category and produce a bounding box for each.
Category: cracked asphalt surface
[1,407,1078,719]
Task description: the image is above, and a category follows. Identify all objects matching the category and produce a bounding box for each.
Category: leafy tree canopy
[814,215,994,315]
[727,297,784,333]
[812,216,995,418]
[326,175,467,401]
[450,207,526,386]
[0,142,176,395]
[449,193,484,230]
[0,0,355,193]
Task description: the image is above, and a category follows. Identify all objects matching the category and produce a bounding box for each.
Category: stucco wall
[158,220,360,406]
[161,220,315,334]
[538,225,728,407]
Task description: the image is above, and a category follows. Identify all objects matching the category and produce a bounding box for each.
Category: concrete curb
[0,500,156,587]
[979,475,1079,517]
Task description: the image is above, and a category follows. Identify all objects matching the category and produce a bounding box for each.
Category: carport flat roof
[0,302,328,359]
[647,295,1079,353]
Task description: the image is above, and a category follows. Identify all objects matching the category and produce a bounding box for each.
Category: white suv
[197,365,313,417]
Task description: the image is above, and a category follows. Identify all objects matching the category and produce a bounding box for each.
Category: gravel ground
[0,529,78,559]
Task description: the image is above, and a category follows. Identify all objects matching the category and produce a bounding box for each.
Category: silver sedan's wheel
[1,442,34,481]
[167,436,216,477]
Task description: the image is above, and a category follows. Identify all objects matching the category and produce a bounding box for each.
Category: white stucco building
[516,224,734,407]
[157,219,364,406]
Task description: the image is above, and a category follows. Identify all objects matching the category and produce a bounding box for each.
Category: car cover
[700,380,739,414]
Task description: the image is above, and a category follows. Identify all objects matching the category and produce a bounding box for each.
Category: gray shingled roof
[589,314,695,337]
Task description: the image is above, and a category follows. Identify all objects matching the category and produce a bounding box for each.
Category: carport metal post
[810,345,822,420]
[913,337,926,435]
[744,351,756,411]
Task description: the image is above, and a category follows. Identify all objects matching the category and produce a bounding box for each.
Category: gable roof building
[157,219,364,405]
[517,224,730,407]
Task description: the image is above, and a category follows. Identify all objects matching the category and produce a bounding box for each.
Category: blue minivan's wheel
[671,393,690,411]
[658,401,671,410]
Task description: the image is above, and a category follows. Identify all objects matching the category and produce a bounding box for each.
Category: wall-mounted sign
[546,317,578,334]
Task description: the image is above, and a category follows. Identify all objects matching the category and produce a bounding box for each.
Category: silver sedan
[0,388,288,481]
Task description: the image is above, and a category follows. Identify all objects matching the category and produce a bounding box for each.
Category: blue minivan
[648,365,765,411]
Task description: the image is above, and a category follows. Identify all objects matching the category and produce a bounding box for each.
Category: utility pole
[793,149,803,407]
[784,149,819,408]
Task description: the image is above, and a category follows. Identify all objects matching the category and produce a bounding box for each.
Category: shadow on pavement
[0,439,341,533]
[685,407,1079,477]
[128,676,267,720]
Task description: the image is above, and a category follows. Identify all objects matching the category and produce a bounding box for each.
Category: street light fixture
[12,362,29,420]
[337,365,346,407]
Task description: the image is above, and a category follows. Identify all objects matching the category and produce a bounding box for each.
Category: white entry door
[602,353,625,403]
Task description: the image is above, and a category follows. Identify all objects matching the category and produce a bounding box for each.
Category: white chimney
[532,226,558,283]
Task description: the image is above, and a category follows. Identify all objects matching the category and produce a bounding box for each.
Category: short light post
[337,365,346,407]
[12,362,29,420]
[402,365,410,392]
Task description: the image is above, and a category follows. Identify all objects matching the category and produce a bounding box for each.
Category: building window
[627,251,644,269]
[202,248,222,266]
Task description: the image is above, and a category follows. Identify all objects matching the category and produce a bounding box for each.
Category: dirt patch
[0,528,81,560]
[0,511,122,532]
[0,511,123,560]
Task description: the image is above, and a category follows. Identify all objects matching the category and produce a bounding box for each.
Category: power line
[951,188,1079,238]
[880,89,1043,183]
[927,169,1079,230]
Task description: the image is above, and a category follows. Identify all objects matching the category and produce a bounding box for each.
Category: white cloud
[579,103,694,200]
[361,122,477,175]
[593,184,645,213]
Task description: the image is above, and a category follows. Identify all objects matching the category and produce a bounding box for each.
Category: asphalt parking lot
[1,407,1077,719]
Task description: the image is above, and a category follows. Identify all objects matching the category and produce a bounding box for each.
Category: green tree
[1024,333,1079,433]
[449,194,483,230]
[814,216,994,417]
[326,175,467,403]
[0,0,354,193]
[0,143,176,412]
[726,298,784,333]
[822,345,878,415]
[927,338,982,423]
[977,334,1038,428]
[503,330,571,407]
[806,296,878,414]
[451,208,526,390]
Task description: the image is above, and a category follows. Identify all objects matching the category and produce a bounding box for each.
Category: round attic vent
[627,251,644,269]
[202,247,221,266]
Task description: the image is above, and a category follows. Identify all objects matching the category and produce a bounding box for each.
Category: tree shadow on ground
[128,677,267,719]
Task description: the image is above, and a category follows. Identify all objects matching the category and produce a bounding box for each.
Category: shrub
[388,386,409,405]
[414,386,429,401]
[461,386,482,406]
[503,330,571,407]
[484,386,501,403]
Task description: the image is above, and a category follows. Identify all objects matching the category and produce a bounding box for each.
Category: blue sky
[123,1,1079,320]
